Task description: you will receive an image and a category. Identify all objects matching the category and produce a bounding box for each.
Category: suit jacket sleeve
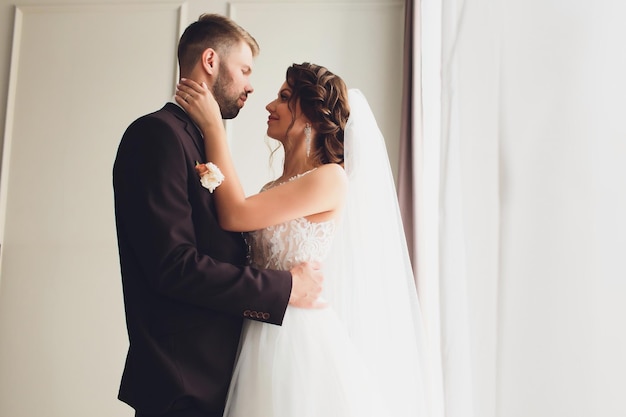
[113,113,291,325]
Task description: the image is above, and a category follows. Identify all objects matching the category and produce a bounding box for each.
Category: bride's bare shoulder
[300,163,347,198]
[314,163,347,182]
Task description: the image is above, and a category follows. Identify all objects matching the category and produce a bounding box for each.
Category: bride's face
[265,82,307,143]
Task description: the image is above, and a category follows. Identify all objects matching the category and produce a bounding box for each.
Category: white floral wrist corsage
[195,161,225,193]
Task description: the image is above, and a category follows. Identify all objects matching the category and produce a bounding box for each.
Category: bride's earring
[304,123,312,158]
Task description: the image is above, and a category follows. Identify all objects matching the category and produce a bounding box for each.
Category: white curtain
[496,1,626,416]
[413,0,474,416]
[414,1,626,417]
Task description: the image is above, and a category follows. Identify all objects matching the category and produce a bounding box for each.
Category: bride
[176,62,428,417]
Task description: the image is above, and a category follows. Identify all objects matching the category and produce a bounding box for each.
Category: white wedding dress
[223,90,429,417]
[223,173,385,417]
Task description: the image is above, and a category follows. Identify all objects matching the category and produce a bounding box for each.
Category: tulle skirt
[223,306,385,417]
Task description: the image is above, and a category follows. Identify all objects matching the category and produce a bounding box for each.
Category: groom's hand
[289,262,327,309]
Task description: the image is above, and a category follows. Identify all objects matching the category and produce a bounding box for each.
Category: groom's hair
[177,13,260,75]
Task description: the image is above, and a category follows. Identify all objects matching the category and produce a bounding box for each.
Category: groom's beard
[213,65,243,120]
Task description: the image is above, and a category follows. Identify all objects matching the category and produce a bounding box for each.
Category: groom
[113,14,323,417]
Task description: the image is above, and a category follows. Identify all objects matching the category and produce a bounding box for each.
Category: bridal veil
[324,89,429,417]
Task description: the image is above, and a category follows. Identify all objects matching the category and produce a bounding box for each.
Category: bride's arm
[175,79,346,232]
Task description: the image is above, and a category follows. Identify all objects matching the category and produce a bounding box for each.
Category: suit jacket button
[262,313,270,320]
[243,310,251,317]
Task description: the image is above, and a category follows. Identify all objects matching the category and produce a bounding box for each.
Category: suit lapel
[164,102,205,158]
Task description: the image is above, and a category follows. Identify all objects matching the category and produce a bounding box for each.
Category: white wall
[225,1,404,195]
[0,1,404,416]
[0,3,185,416]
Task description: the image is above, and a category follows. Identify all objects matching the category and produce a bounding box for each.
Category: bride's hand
[175,78,223,132]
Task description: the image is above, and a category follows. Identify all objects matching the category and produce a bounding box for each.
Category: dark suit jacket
[113,103,291,415]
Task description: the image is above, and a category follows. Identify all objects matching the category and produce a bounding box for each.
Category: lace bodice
[247,217,335,270]
[246,170,336,271]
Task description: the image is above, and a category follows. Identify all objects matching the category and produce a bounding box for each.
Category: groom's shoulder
[133,103,182,123]
[124,103,186,133]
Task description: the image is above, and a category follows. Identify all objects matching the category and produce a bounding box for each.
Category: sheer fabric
[324,89,428,417]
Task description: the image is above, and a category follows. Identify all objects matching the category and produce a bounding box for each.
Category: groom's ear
[201,48,218,75]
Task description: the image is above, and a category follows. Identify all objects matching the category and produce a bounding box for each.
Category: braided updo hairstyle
[285,62,350,166]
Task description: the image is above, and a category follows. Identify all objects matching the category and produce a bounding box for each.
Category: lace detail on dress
[263,168,317,191]
[246,168,336,271]
[248,217,335,270]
